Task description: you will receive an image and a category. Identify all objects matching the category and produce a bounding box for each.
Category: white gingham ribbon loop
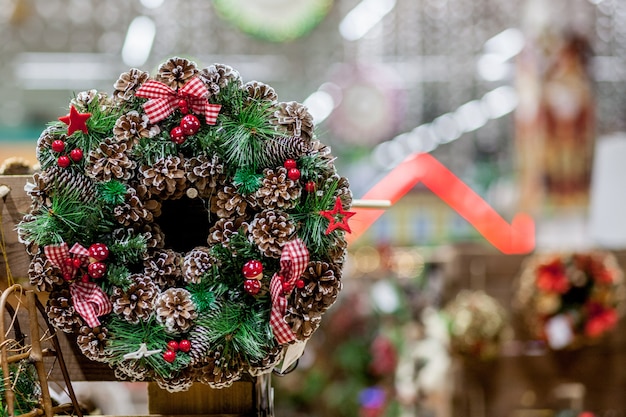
[135,77,222,125]
[270,239,309,344]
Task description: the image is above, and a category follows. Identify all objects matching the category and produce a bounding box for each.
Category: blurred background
[2,0,626,415]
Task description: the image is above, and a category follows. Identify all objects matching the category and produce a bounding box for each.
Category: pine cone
[308,139,334,165]
[144,249,183,289]
[36,166,98,204]
[188,324,211,366]
[155,288,198,334]
[156,57,198,89]
[113,68,150,102]
[263,136,311,168]
[207,218,247,246]
[70,90,112,111]
[46,287,83,333]
[272,101,314,142]
[114,361,151,382]
[154,370,194,393]
[327,235,348,268]
[28,252,63,292]
[243,81,277,105]
[193,346,242,389]
[298,261,342,312]
[284,302,322,341]
[139,156,187,200]
[198,64,242,96]
[77,325,110,362]
[113,111,160,147]
[111,274,159,324]
[253,168,301,211]
[248,209,295,258]
[182,247,216,285]
[86,137,137,182]
[327,175,353,208]
[185,154,225,197]
[113,187,154,226]
[133,223,165,249]
[36,126,65,167]
[210,183,250,218]
[248,344,284,376]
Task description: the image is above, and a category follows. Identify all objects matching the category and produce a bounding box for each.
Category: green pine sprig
[98,180,127,206]
[0,361,40,417]
[103,264,132,293]
[233,167,264,194]
[132,136,177,166]
[107,232,147,265]
[186,280,226,313]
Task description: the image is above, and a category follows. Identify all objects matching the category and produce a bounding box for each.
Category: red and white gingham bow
[44,242,112,328]
[135,77,222,125]
[270,239,310,344]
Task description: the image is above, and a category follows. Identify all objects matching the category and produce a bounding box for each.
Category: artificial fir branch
[233,167,263,194]
[107,232,147,265]
[298,153,336,182]
[103,264,132,294]
[186,280,225,313]
[98,180,127,206]
[132,136,177,166]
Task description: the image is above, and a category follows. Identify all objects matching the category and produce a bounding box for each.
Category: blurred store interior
[2,0,626,416]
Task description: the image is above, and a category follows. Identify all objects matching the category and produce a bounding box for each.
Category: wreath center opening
[156,196,212,253]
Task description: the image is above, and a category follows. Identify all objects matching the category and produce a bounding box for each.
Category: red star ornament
[58,105,91,135]
[320,196,356,235]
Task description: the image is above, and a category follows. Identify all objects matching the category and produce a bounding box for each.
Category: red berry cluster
[284,159,316,193]
[51,139,83,168]
[169,113,201,145]
[64,243,109,283]
[162,339,191,363]
[277,274,305,294]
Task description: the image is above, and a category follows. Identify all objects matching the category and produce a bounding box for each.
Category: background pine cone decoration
[248,209,295,258]
[28,252,63,292]
[185,154,225,197]
[76,325,109,362]
[207,218,247,246]
[144,249,183,289]
[113,110,159,147]
[154,370,194,393]
[243,81,277,105]
[198,63,242,96]
[156,57,198,89]
[113,68,149,102]
[87,137,136,182]
[211,183,250,218]
[182,247,215,284]
[253,168,301,211]
[272,101,315,142]
[262,136,311,168]
[154,288,198,334]
[46,287,83,333]
[111,274,158,324]
[0,157,32,175]
[139,156,187,199]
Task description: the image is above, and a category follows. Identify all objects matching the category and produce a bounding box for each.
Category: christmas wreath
[18,57,353,391]
[514,251,625,350]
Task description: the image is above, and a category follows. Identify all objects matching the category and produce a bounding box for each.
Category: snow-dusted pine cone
[263,136,311,168]
[298,261,342,312]
[143,249,183,289]
[193,346,242,389]
[272,101,315,142]
[46,287,83,333]
[327,235,348,268]
[36,126,63,166]
[70,90,113,111]
[139,156,187,200]
[76,325,109,362]
[113,187,154,226]
[114,360,151,382]
[284,303,323,341]
[211,183,250,218]
[185,154,225,197]
[154,288,198,334]
[156,57,198,89]
[248,209,295,258]
[113,68,150,102]
[187,324,211,366]
[207,218,247,246]
[198,63,242,96]
[253,168,301,211]
[154,370,194,393]
[182,247,216,285]
[134,223,165,249]
[30,166,98,205]
[87,137,136,182]
[327,175,353,208]
[28,252,63,292]
[111,274,159,324]
[243,81,277,105]
[248,345,284,376]
[113,111,159,147]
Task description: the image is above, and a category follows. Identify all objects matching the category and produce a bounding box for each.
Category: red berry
[51,139,65,153]
[296,279,305,289]
[70,148,83,162]
[242,260,263,280]
[167,340,179,352]
[177,99,189,114]
[282,282,292,293]
[64,258,74,266]
[72,258,83,268]
[180,114,201,136]
[287,168,301,181]
[88,262,107,279]
[178,339,191,353]
[284,159,297,169]
[63,272,73,281]
[163,350,176,363]
[305,181,316,193]
[81,274,90,283]
[244,279,262,295]
[170,126,186,144]
[88,243,109,261]
[57,155,71,168]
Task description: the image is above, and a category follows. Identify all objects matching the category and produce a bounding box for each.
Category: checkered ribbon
[69,281,112,328]
[135,77,222,125]
[44,242,111,328]
[270,239,310,344]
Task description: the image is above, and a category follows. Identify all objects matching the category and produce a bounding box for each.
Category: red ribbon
[270,239,309,344]
[44,242,111,328]
[135,77,222,125]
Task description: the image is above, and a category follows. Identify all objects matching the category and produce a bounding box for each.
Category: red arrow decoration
[347,153,535,254]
